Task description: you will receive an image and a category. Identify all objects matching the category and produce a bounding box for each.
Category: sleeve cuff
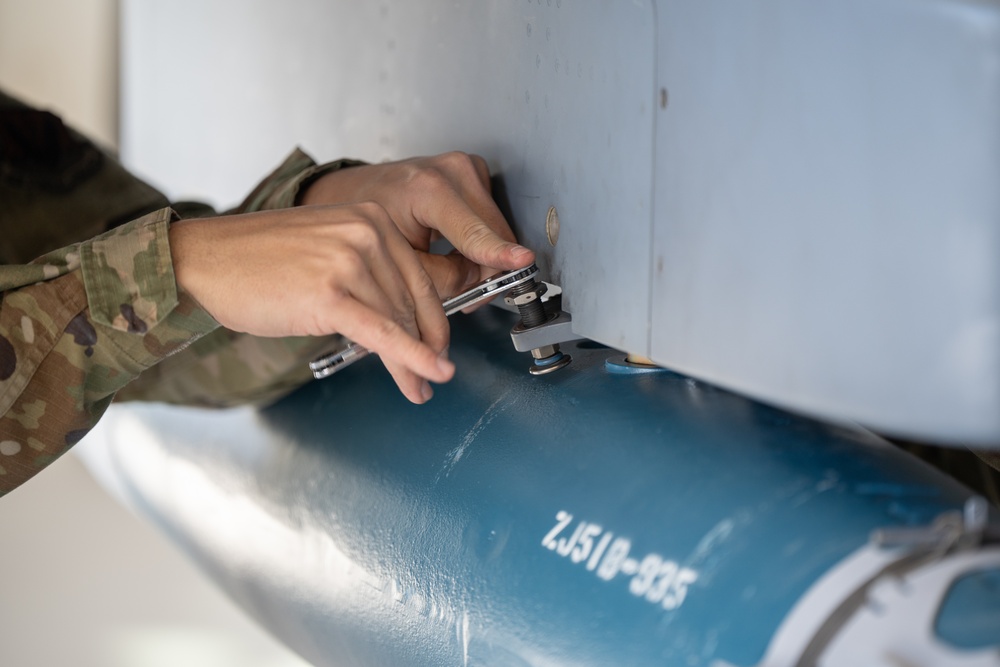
[233,148,367,213]
[79,208,218,367]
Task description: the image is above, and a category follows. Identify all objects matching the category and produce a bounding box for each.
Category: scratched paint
[439,392,511,481]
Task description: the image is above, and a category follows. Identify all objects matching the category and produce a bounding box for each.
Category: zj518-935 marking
[541,510,699,612]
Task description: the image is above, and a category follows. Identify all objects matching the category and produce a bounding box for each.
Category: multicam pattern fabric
[0,90,354,496]
[0,210,218,494]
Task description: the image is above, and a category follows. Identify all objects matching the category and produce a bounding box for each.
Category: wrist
[297,159,369,206]
[168,218,209,310]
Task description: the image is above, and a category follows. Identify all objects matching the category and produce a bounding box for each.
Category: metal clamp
[510,310,578,353]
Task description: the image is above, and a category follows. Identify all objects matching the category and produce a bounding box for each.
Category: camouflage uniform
[0,90,359,497]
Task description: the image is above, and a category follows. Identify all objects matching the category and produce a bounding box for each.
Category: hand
[169,204,454,404]
[300,152,536,299]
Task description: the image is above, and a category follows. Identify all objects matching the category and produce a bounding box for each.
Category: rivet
[546,206,561,246]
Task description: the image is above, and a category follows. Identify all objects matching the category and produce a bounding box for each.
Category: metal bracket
[509,310,580,353]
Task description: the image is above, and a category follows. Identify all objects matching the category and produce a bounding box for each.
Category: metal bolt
[508,279,549,329]
[530,345,558,360]
[509,278,571,375]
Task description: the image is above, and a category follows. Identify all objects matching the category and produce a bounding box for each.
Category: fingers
[278,152,541,403]
[419,188,534,271]
[299,152,535,275]
[375,214,451,356]
[442,199,535,271]
[330,295,454,403]
[419,252,481,299]
[339,204,453,401]
[410,153,536,271]
[469,154,492,192]
[340,217,417,332]
[171,204,457,405]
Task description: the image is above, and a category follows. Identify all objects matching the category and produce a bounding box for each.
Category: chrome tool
[309,264,541,379]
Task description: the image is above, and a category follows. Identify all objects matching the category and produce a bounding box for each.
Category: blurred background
[0,1,312,665]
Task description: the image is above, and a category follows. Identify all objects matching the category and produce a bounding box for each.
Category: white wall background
[0,2,312,666]
[0,0,119,149]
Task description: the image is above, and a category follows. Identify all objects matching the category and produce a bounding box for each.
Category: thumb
[455,221,535,271]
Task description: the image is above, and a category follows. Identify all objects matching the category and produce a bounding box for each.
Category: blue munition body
[98,308,995,666]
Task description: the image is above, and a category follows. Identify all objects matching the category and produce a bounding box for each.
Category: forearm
[116,149,363,407]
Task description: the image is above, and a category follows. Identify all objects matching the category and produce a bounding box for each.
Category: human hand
[169,204,454,404]
[299,152,535,300]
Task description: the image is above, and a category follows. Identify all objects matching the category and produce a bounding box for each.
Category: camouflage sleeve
[0,209,218,496]
[227,147,366,214]
[0,89,364,496]
[113,149,364,409]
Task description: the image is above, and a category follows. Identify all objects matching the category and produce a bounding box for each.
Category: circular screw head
[546,206,561,246]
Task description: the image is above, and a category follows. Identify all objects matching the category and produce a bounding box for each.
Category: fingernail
[421,381,434,402]
[437,356,455,377]
[438,346,450,360]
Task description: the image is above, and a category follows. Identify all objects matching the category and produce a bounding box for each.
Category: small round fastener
[529,351,572,376]
[546,206,561,246]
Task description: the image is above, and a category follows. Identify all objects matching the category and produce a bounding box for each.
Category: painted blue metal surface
[93,308,992,667]
[935,569,1000,650]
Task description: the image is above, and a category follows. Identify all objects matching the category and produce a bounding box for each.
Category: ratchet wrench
[309,263,539,379]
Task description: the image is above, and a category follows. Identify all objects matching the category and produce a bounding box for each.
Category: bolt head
[530,345,559,360]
